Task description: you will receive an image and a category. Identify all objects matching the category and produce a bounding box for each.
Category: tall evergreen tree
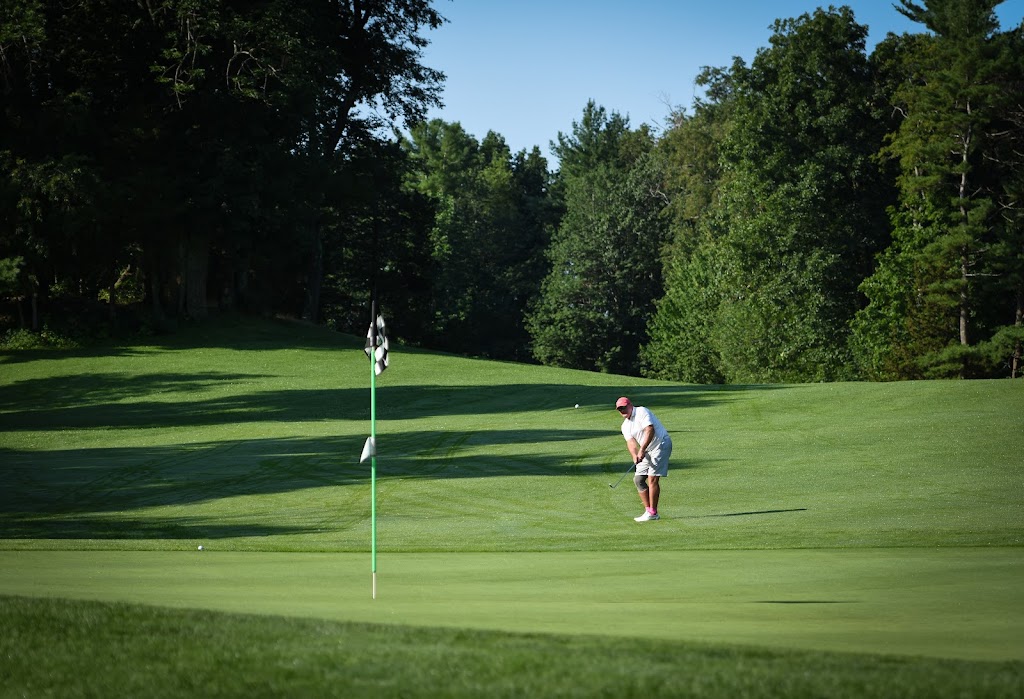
[985,33,1024,377]
[852,0,1022,378]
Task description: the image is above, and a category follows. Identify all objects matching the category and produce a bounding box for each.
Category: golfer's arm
[638,426,654,452]
[626,438,641,463]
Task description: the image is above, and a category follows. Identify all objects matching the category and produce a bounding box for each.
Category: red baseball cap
[615,397,632,409]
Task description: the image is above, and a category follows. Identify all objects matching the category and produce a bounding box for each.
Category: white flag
[359,436,376,463]
[364,314,389,376]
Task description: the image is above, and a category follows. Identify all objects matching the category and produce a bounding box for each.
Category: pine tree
[852,0,1021,378]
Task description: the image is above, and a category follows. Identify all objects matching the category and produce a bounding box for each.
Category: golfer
[616,397,672,521]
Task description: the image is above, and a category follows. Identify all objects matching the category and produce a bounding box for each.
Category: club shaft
[610,463,634,488]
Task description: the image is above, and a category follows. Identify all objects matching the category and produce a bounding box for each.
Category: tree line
[2,0,1022,381]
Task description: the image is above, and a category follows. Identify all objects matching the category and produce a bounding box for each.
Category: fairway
[1,548,1021,661]
[1,317,1022,695]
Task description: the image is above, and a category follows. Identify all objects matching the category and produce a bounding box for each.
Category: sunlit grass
[1,315,1022,696]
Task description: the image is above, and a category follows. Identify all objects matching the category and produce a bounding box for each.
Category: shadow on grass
[754,600,858,604]
[0,425,727,540]
[657,508,807,521]
[0,374,781,432]
[696,508,808,518]
[0,333,781,540]
[0,517,320,541]
[0,316,364,367]
[0,426,618,525]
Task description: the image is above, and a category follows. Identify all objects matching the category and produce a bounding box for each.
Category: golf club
[608,463,636,488]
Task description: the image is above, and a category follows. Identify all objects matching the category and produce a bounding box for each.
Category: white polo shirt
[620,406,669,451]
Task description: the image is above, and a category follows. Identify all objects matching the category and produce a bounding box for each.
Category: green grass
[1,315,1022,696]
[3,595,1022,699]
[1,549,1020,661]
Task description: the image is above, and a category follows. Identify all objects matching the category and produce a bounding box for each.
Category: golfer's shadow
[674,508,808,519]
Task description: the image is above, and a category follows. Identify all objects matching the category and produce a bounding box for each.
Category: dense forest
[2,0,1022,381]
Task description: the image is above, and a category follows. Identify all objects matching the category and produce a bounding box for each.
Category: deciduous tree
[528,102,667,375]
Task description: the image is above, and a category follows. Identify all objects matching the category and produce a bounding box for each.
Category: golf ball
[574,404,580,409]
[197,545,204,551]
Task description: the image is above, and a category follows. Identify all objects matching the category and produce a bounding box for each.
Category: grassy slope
[1,316,1022,695]
[1,317,1020,553]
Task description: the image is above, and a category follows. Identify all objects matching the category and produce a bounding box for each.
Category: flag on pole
[364,313,389,375]
[363,299,387,599]
[359,436,376,463]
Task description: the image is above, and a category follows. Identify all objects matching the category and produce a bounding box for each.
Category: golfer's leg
[634,471,650,510]
[648,476,660,513]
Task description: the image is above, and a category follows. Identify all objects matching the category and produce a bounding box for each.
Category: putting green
[2,548,1020,661]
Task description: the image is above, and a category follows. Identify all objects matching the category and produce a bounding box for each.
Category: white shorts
[636,437,672,477]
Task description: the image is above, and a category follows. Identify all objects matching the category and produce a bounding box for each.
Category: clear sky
[419,0,1024,165]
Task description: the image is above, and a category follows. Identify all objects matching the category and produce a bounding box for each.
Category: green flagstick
[370,298,379,600]
[368,219,383,601]
[370,345,377,599]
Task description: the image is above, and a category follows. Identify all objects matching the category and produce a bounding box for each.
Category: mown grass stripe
[1,316,1022,696]
[2,594,1022,699]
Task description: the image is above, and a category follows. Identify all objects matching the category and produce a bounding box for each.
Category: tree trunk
[1014,289,1023,380]
[302,223,323,323]
[108,278,117,326]
[184,231,209,319]
[958,138,970,379]
[232,249,250,310]
[959,249,969,347]
[148,255,164,322]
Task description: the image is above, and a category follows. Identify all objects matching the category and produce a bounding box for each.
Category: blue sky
[419,0,1024,164]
